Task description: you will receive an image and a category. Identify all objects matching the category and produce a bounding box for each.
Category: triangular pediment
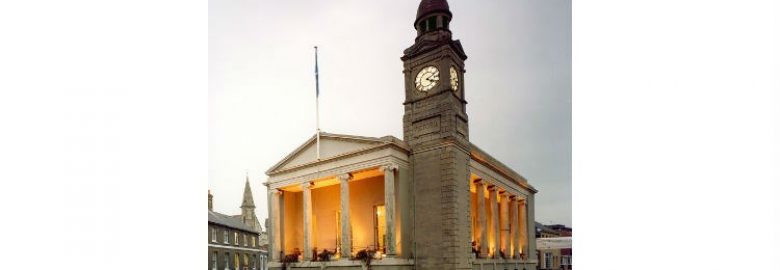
[266,133,392,174]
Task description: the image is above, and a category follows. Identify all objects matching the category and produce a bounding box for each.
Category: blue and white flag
[314,46,320,97]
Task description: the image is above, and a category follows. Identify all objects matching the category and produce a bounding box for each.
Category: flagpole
[314,46,321,160]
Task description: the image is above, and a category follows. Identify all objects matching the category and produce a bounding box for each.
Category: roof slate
[208,210,258,233]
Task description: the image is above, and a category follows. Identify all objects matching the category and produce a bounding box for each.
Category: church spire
[239,173,262,232]
[241,173,255,209]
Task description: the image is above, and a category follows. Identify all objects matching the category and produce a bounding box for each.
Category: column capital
[379,163,399,173]
[300,182,313,190]
[509,194,518,200]
[473,178,484,185]
[337,173,352,182]
[487,185,498,192]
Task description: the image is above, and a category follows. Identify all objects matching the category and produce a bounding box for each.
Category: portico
[470,176,532,260]
[467,146,538,270]
[265,133,412,267]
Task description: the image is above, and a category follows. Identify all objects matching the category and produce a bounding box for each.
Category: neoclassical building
[264,1,538,269]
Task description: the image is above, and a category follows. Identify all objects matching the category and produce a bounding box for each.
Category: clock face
[449,66,459,91]
[414,66,440,92]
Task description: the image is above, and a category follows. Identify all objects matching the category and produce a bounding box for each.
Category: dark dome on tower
[415,0,451,25]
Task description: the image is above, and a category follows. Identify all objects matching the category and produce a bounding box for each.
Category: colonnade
[473,178,530,260]
[267,164,399,262]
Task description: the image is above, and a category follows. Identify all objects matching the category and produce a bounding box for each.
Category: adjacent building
[209,179,269,270]
[263,1,539,269]
[536,223,572,238]
[536,237,572,270]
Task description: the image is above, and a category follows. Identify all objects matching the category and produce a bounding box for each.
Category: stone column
[302,182,313,261]
[279,190,285,259]
[268,189,280,261]
[518,199,527,260]
[338,173,352,259]
[381,164,398,256]
[488,185,499,258]
[268,189,284,262]
[499,191,509,257]
[509,195,518,259]
[475,179,488,258]
[525,196,537,262]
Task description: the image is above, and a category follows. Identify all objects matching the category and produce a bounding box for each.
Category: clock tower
[402,0,472,269]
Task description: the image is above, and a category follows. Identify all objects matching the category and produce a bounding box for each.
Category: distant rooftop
[208,210,258,234]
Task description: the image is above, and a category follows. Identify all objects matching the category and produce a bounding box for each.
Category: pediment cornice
[266,132,409,176]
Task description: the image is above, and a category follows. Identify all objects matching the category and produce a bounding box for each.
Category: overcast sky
[209,0,571,227]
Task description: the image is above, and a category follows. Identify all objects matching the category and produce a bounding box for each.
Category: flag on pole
[315,46,320,97]
[314,46,321,160]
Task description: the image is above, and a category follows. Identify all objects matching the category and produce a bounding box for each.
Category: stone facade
[208,220,268,270]
[209,185,269,270]
[536,237,572,270]
[262,1,538,269]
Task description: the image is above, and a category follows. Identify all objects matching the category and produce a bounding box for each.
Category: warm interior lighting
[375,205,387,251]
[280,175,387,257]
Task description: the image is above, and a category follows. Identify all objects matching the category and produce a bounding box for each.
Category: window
[443,16,450,29]
[544,252,553,269]
[234,253,239,269]
[252,236,256,247]
[224,230,229,244]
[252,255,257,269]
[562,255,571,266]
[234,232,238,246]
[224,253,229,270]
[243,234,247,246]
[211,228,216,242]
[211,252,217,270]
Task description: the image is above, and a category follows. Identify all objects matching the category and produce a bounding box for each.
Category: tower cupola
[414,0,452,39]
